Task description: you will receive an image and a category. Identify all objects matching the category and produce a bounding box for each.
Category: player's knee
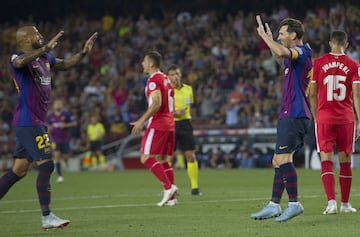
[272,158,278,167]
[140,156,148,164]
[13,166,29,177]
[12,159,30,177]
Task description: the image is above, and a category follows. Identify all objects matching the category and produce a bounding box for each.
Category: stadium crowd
[0,2,359,169]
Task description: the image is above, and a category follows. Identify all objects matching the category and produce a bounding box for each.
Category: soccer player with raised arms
[0,25,97,230]
[251,15,313,222]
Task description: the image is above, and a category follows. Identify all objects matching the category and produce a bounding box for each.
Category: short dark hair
[330,30,348,46]
[145,51,162,68]
[167,64,180,72]
[279,18,304,39]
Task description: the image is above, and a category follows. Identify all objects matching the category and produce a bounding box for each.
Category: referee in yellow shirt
[168,65,201,195]
[87,114,106,171]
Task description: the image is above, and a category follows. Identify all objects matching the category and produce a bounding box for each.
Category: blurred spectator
[261,50,278,79]
[214,66,234,90]
[69,104,82,155]
[225,101,241,128]
[238,150,255,169]
[0,99,13,125]
[102,14,115,32]
[198,87,216,118]
[109,106,128,140]
[112,80,129,107]
[257,147,274,168]
[196,146,212,169]
[210,146,231,169]
[0,117,10,157]
[209,107,226,127]
[346,44,359,62]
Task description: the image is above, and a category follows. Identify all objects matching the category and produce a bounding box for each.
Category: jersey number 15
[324,75,346,101]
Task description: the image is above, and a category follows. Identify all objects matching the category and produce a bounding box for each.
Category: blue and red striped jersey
[10,52,56,126]
[279,44,313,119]
[47,111,73,143]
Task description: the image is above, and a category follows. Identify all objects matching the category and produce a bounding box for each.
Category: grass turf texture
[1,168,359,237]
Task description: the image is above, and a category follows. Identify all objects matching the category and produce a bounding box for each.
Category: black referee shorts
[175,119,196,151]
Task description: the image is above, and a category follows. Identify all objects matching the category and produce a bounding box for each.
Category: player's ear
[290,32,296,40]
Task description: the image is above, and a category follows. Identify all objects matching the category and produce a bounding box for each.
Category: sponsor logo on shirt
[149,82,156,90]
[35,76,51,85]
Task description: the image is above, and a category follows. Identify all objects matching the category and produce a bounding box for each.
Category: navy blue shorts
[275,118,310,154]
[13,126,52,162]
[53,142,70,154]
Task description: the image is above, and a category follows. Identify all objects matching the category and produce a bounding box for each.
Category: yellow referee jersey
[174,83,193,121]
[87,122,105,141]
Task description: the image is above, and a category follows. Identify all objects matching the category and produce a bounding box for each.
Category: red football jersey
[312,53,360,124]
[145,71,175,131]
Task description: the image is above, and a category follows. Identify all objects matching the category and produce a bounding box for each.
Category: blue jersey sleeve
[45,52,56,68]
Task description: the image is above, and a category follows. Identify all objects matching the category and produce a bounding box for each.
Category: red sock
[144,158,171,190]
[162,162,174,184]
[339,162,352,203]
[162,162,176,200]
[321,160,336,201]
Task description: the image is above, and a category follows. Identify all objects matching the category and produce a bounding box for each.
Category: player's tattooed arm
[13,31,64,68]
[54,32,97,71]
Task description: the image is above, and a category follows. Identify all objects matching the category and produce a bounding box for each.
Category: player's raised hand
[256,15,273,40]
[82,32,98,54]
[265,22,273,40]
[256,15,266,37]
[45,30,64,51]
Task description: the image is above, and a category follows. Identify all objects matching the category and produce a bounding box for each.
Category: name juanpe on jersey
[321,61,350,74]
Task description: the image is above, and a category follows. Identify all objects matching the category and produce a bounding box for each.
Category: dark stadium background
[1,0,359,22]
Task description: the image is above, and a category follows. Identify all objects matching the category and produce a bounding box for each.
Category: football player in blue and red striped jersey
[0,25,97,230]
[251,16,313,222]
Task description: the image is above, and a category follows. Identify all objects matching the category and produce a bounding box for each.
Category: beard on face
[32,38,44,49]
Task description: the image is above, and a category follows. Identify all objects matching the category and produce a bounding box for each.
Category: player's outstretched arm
[54,32,98,71]
[13,31,64,68]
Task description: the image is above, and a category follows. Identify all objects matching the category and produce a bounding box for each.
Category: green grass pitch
[1,168,359,236]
